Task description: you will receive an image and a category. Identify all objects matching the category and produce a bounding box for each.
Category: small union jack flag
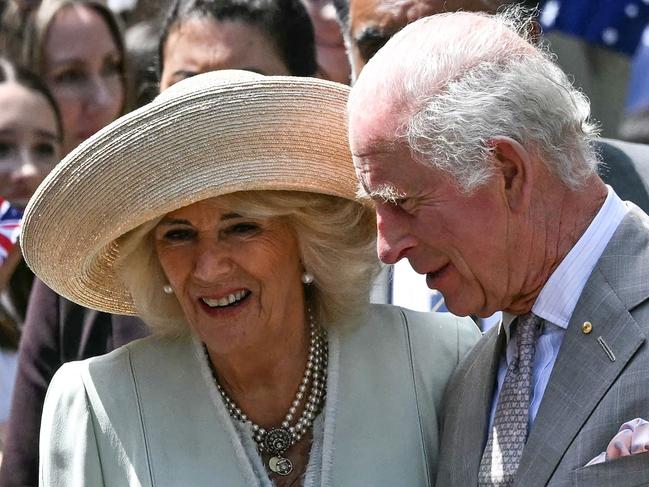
[0,198,22,266]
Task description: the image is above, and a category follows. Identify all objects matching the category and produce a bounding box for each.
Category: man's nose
[375,206,415,264]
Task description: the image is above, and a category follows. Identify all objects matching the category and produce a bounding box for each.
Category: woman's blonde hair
[116,191,381,335]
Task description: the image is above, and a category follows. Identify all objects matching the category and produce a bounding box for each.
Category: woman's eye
[55,69,85,85]
[162,228,195,241]
[0,142,12,158]
[34,143,56,158]
[102,59,122,78]
[224,222,260,236]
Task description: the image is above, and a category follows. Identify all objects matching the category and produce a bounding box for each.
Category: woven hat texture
[21,70,356,314]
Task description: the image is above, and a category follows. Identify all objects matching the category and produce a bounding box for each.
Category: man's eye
[378,196,405,208]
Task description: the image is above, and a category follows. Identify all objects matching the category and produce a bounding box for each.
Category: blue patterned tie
[478,312,542,486]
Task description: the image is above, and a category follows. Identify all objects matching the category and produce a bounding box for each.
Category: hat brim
[21,71,358,314]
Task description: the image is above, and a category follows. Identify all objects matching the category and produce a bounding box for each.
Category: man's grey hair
[352,6,600,192]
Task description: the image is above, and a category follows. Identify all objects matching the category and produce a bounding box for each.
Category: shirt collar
[500,311,517,342]
[500,186,627,337]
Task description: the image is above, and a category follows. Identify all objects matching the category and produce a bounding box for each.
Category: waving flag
[0,198,22,265]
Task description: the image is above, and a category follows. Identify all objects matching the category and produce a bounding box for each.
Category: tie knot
[516,312,542,352]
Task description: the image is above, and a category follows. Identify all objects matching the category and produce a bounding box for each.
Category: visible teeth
[202,291,248,308]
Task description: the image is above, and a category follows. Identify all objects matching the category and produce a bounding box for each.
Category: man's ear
[489,136,533,213]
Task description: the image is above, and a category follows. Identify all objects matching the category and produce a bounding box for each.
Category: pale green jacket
[40,304,479,487]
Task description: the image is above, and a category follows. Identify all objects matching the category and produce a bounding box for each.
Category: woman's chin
[191,295,258,351]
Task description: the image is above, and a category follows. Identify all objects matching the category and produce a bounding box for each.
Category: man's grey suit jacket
[598,138,649,213]
[436,204,649,486]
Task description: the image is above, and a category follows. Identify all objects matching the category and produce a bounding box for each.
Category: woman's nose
[12,149,39,181]
[83,75,120,115]
[191,241,234,283]
[86,77,111,107]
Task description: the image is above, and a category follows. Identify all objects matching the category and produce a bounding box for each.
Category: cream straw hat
[21,70,357,314]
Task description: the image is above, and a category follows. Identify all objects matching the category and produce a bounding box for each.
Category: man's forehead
[353,142,430,204]
[349,91,406,152]
[351,136,412,183]
[351,137,399,162]
[352,150,394,197]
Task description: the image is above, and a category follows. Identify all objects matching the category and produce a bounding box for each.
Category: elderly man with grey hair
[348,9,649,487]
[334,0,649,320]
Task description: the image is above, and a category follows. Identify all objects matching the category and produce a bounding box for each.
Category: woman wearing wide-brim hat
[22,70,479,486]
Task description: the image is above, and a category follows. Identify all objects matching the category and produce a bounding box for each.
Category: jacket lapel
[327,307,431,486]
[439,325,505,485]
[516,207,649,486]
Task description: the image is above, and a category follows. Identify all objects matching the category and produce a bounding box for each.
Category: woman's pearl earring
[301,272,314,285]
[163,284,174,295]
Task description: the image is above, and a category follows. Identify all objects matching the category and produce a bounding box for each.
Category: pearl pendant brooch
[204,308,328,477]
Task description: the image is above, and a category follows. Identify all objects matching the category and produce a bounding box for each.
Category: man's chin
[443,293,498,318]
[441,298,476,318]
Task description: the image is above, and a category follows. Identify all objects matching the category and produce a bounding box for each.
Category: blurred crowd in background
[0,0,649,480]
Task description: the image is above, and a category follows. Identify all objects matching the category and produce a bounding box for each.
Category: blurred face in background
[0,82,61,208]
[300,0,351,84]
[160,17,290,91]
[348,0,492,79]
[14,0,42,12]
[43,4,124,155]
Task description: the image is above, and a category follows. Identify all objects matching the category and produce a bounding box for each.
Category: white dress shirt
[490,186,629,429]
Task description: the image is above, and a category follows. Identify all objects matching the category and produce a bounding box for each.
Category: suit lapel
[516,207,649,486]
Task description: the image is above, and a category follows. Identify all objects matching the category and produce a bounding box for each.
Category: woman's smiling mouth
[200,289,251,308]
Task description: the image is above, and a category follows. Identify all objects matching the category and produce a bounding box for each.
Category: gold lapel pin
[582,321,593,334]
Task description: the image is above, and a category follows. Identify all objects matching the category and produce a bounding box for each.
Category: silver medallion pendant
[264,427,292,454]
[269,456,293,476]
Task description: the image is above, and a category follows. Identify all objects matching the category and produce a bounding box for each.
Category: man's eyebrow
[356,182,371,201]
[358,183,405,204]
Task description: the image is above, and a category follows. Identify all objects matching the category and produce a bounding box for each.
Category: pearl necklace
[204,309,328,477]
